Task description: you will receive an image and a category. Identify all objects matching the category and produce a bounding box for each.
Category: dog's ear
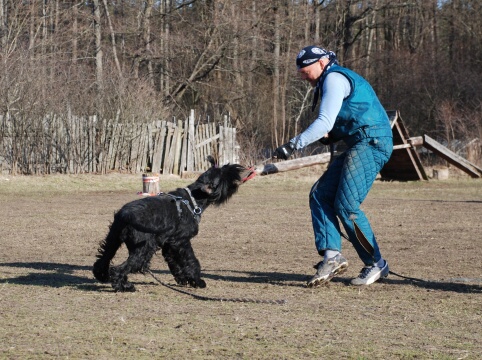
[206,155,216,167]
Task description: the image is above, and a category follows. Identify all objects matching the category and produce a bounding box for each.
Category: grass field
[1,169,481,359]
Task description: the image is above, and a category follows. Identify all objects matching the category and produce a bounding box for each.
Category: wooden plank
[169,123,179,174]
[204,123,213,170]
[387,110,398,129]
[136,124,146,173]
[200,124,207,170]
[145,123,153,172]
[200,124,207,169]
[151,120,166,174]
[222,115,229,164]
[163,122,175,174]
[109,123,120,171]
[158,121,168,173]
[210,122,218,163]
[138,124,149,173]
[408,136,424,147]
[396,121,427,180]
[255,153,331,175]
[233,127,239,164]
[72,116,78,173]
[423,135,481,178]
[106,122,115,171]
[89,116,94,172]
[134,124,143,173]
[196,124,203,171]
[218,124,224,165]
[193,123,200,171]
[187,110,195,172]
[128,124,138,172]
[180,118,188,173]
[173,119,183,175]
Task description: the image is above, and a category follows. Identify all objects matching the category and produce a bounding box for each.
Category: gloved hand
[319,134,332,145]
[273,142,295,160]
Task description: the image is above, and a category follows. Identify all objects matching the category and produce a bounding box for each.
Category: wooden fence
[0,110,239,175]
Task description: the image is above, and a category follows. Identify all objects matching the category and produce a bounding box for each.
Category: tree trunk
[93,0,104,93]
[102,0,123,80]
[0,0,4,49]
[72,2,78,64]
[272,3,280,147]
[144,0,154,87]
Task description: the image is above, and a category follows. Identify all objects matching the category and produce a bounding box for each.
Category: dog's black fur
[93,158,250,292]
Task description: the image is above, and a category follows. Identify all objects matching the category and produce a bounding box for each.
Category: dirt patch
[0,172,481,359]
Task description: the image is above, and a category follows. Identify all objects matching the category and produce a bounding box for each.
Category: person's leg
[309,154,345,255]
[333,137,393,285]
[307,155,349,287]
[334,137,392,266]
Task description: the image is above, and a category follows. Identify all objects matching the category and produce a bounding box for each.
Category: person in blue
[273,45,393,287]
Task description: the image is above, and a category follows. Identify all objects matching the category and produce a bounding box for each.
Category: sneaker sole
[306,263,349,288]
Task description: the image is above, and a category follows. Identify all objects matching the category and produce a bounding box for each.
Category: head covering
[296,46,336,69]
[297,46,339,111]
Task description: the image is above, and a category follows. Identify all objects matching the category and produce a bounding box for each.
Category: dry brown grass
[0,170,481,359]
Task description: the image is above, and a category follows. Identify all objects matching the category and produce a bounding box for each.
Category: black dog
[93,157,253,292]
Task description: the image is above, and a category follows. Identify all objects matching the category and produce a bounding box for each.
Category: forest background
[0,0,481,166]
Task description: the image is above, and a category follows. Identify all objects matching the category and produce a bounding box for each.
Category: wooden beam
[408,136,424,147]
[423,135,482,178]
[255,153,331,176]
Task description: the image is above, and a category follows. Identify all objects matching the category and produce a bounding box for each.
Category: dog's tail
[93,215,125,283]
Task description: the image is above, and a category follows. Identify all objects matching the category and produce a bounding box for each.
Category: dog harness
[158,188,202,223]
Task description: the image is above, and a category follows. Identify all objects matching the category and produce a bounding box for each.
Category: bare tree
[92,0,103,93]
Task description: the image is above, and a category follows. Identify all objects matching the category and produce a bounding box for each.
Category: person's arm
[290,72,351,150]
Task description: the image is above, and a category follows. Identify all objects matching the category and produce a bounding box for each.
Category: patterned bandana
[296,46,336,69]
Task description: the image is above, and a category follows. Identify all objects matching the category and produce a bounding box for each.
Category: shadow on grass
[379,277,482,293]
[1,262,480,294]
[0,261,118,291]
[180,269,482,294]
[372,197,482,204]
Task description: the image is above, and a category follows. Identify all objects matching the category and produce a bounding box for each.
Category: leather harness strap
[157,188,202,223]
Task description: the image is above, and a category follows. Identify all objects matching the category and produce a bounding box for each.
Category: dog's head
[191,156,254,206]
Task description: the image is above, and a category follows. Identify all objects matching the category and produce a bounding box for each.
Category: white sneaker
[351,260,389,286]
[307,254,348,288]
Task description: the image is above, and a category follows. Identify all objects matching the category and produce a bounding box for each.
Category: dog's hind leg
[109,233,158,292]
[162,241,206,288]
[93,217,125,283]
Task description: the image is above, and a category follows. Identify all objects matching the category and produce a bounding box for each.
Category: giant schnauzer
[93,157,253,292]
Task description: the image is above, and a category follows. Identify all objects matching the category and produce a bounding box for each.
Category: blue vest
[321,65,392,143]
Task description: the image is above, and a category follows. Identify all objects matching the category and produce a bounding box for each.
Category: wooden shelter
[380,110,482,180]
[380,111,428,180]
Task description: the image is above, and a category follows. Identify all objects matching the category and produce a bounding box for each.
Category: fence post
[187,110,195,171]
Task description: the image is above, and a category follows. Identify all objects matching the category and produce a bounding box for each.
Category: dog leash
[337,232,428,283]
[147,270,287,305]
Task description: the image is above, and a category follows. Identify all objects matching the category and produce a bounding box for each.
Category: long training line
[338,232,430,282]
[147,270,287,305]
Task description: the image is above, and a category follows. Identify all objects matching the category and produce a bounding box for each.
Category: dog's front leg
[161,243,189,286]
[161,241,206,288]
[180,242,206,288]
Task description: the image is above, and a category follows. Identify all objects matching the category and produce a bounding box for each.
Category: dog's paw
[190,279,206,288]
[113,282,136,292]
[174,276,188,286]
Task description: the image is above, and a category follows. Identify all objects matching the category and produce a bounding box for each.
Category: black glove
[319,136,332,146]
[273,142,295,160]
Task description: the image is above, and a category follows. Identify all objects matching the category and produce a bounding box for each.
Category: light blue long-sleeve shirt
[290,72,351,150]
